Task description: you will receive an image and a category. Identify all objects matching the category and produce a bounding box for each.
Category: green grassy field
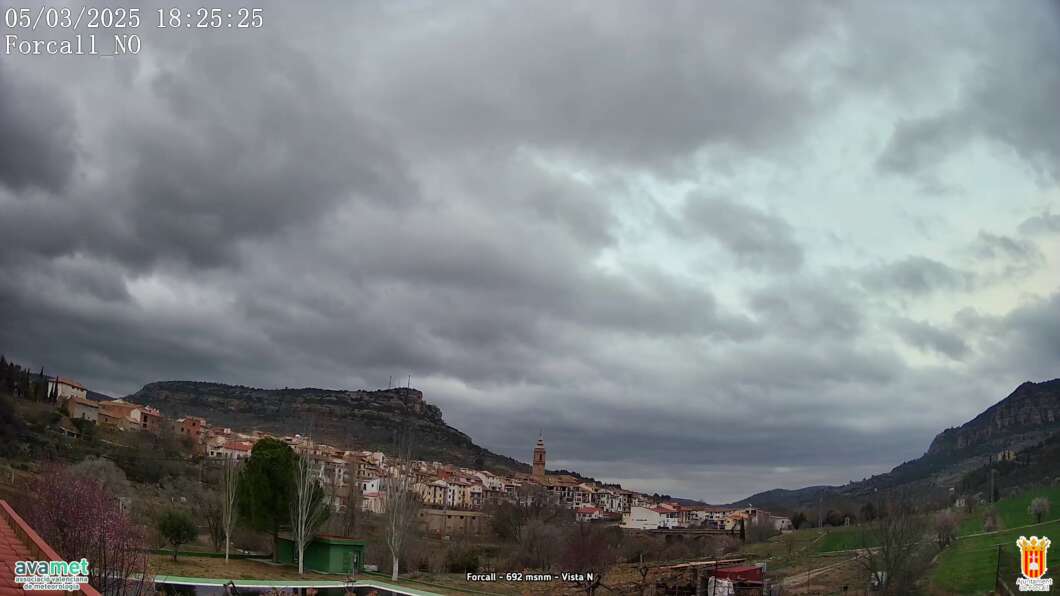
[932,516,1060,593]
[816,526,878,553]
[957,485,1060,536]
[936,486,1060,593]
[740,527,824,559]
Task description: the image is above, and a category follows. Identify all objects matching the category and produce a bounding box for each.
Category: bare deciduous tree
[68,456,132,498]
[203,491,225,551]
[516,518,564,569]
[25,466,152,596]
[983,506,1000,532]
[782,531,799,556]
[383,430,421,581]
[221,456,241,562]
[933,509,958,549]
[746,519,779,543]
[561,524,619,595]
[290,441,331,575]
[323,461,361,537]
[857,501,929,595]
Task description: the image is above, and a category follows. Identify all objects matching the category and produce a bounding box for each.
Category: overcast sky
[2,1,1059,502]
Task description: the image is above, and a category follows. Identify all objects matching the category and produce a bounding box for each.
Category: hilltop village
[50,375,792,537]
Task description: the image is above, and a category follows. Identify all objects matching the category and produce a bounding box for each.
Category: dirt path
[778,554,863,590]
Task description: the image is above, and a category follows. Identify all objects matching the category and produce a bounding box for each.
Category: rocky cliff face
[127,380,527,472]
[927,379,1060,455]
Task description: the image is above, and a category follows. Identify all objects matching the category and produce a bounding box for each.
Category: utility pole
[995,543,1003,591]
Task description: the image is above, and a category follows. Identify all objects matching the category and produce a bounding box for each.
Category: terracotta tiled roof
[99,400,139,413]
[66,397,98,409]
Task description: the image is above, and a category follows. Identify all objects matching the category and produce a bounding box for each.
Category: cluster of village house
[51,377,792,536]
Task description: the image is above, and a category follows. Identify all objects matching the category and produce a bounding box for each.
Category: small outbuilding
[275,534,366,574]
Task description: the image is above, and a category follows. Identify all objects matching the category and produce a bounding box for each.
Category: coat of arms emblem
[1016,536,1053,592]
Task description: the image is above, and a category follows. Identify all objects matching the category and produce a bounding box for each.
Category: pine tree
[238,438,296,559]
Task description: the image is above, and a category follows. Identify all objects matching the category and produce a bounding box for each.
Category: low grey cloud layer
[892,318,970,361]
[860,257,974,296]
[2,0,1058,502]
[682,196,804,272]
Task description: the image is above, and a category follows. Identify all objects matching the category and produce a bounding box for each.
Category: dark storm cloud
[0,268,240,392]
[225,225,757,388]
[0,64,77,192]
[117,43,415,269]
[892,318,970,361]
[680,196,804,272]
[876,3,1060,181]
[860,256,973,295]
[437,342,938,501]
[358,1,835,168]
[520,182,616,248]
[2,34,416,274]
[975,292,1060,383]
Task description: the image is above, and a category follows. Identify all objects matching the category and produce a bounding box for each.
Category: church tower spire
[532,433,546,480]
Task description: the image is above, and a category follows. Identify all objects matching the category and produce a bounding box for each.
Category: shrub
[157,509,198,560]
[446,544,480,573]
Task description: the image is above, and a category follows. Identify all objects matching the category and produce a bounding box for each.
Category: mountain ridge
[733,378,1060,511]
[126,380,530,474]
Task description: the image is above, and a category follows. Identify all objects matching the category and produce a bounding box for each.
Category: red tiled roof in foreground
[0,500,100,596]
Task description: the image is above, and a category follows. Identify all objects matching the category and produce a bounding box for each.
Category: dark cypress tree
[17,371,30,400]
[36,367,47,401]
